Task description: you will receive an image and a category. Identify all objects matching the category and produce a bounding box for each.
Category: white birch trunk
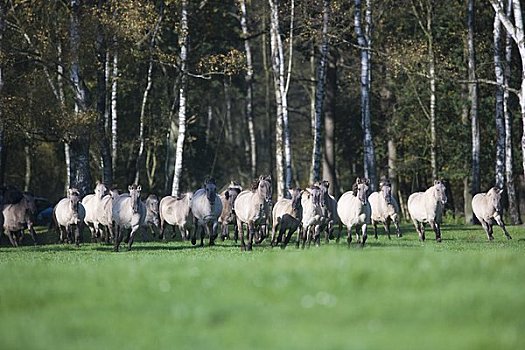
[355,0,376,189]
[135,59,153,185]
[111,48,118,173]
[494,2,506,190]
[468,0,480,202]
[503,0,521,223]
[269,0,286,198]
[310,0,329,184]
[171,0,189,197]
[240,0,257,178]
[490,0,525,192]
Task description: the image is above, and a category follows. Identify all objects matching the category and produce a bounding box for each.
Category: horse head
[488,187,504,214]
[146,194,160,226]
[258,175,273,206]
[67,188,81,213]
[432,180,447,205]
[289,188,302,213]
[379,179,393,205]
[204,178,217,206]
[354,177,370,205]
[128,184,142,214]
[94,181,108,200]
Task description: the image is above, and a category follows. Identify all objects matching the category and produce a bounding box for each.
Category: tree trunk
[503,0,521,224]
[310,0,329,185]
[489,1,525,200]
[135,59,153,185]
[240,0,257,178]
[24,145,31,192]
[111,44,118,175]
[269,0,289,198]
[355,0,376,189]
[171,0,189,197]
[494,3,506,190]
[0,0,5,186]
[323,47,339,197]
[223,78,233,144]
[96,0,112,187]
[468,0,479,224]
[69,0,92,196]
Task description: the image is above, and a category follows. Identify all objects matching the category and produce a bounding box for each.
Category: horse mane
[1,186,24,205]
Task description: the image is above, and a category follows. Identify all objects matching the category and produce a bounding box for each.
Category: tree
[310,0,329,184]
[355,0,377,190]
[68,0,93,196]
[467,0,479,223]
[171,0,189,197]
[493,1,505,190]
[269,0,292,198]
[239,0,257,179]
[0,0,5,185]
[489,0,525,191]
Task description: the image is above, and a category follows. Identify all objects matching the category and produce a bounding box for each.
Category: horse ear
[498,188,504,195]
[137,185,142,192]
[225,190,230,200]
[365,178,370,185]
[434,180,440,186]
[356,177,361,184]
[128,185,133,192]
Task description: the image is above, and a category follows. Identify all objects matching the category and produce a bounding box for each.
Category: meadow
[0,224,524,350]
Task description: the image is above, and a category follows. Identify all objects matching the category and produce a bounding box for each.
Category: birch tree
[355,0,376,190]
[467,0,479,223]
[310,0,329,184]
[411,0,438,181]
[239,0,257,178]
[171,0,189,197]
[111,42,118,174]
[96,0,113,187]
[269,0,292,198]
[503,0,521,224]
[0,0,5,185]
[493,2,505,190]
[323,47,339,196]
[489,0,525,189]
[68,0,92,196]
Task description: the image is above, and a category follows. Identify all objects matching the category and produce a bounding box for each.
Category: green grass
[1,224,524,350]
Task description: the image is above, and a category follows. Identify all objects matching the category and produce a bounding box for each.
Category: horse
[191,178,223,246]
[299,185,325,248]
[234,175,272,251]
[82,181,108,242]
[143,194,160,239]
[159,192,194,241]
[337,177,371,247]
[315,180,339,243]
[368,178,401,239]
[407,180,447,242]
[2,191,38,247]
[53,188,86,246]
[218,182,243,241]
[270,188,302,249]
[472,187,512,241]
[112,184,146,251]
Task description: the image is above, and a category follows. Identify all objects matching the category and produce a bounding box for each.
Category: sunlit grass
[0,223,524,350]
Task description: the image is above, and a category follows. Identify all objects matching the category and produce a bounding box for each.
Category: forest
[0,0,524,224]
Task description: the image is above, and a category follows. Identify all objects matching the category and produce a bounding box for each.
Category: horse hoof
[436,237,442,243]
[507,235,512,240]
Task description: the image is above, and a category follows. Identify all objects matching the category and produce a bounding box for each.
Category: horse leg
[336,222,343,243]
[355,225,361,244]
[28,224,37,245]
[384,219,392,240]
[361,224,368,247]
[271,220,279,247]
[128,227,138,251]
[74,224,81,246]
[237,218,246,251]
[373,221,378,239]
[494,215,512,240]
[247,221,254,251]
[429,220,441,242]
[113,227,123,252]
[394,217,402,238]
[6,230,18,247]
[209,222,217,246]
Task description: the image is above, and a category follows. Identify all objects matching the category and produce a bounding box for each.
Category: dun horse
[53,188,86,246]
[2,190,38,247]
[472,187,512,241]
[407,180,447,242]
[234,175,272,251]
[368,179,401,239]
[271,188,302,249]
[337,177,371,247]
[191,178,223,246]
[159,192,194,241]
[82,182,108,242]
[112,184,146,251]
[218,182,243,241]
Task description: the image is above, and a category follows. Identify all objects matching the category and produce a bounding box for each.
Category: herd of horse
[0,176,512,251]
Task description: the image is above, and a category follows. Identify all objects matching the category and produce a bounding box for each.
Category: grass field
[0,223,524,350]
